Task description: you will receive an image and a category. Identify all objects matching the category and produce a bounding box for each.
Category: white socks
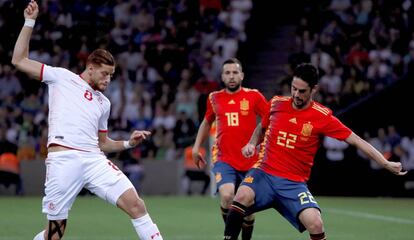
[131,214,163,240]
[33,230,45,240]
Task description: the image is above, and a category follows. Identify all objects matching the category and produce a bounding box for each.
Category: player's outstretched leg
[117,188,163,240]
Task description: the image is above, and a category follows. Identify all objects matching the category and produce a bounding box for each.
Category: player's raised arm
[11,0,43,80]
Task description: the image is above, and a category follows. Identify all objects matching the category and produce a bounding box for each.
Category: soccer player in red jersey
[223,63,407,240]
[192,58,268,240]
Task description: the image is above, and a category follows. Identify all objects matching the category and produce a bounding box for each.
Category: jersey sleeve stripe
[312,105,330,115]
[209,93,217,114]
[40,64,45,81]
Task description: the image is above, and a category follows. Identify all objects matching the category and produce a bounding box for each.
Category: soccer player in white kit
[11,1,163,240]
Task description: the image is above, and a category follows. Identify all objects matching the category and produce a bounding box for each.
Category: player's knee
[117,189,148,217]
[131,197,146,210]
[233,188,254,206]
[220,191,235,207]
[305,217,324,233]
[127,197,147,217]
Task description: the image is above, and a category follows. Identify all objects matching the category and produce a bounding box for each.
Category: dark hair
[222,58,243,72]
[86,49,115,67]
[293,63,319,88]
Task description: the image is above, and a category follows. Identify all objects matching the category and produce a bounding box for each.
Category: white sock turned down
[131,214,163,240]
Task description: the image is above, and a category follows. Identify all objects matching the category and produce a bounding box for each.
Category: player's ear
[311,84,319,95]
[85,63,92,72]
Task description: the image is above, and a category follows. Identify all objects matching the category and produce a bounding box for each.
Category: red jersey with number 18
[205,88,268,171]
[256,96,352,182]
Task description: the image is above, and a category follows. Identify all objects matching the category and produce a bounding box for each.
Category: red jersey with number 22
[205,88,268,171]
[256,96,352,182]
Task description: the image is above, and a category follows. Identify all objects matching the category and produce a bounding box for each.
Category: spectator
[174,111,197,149]
[323,136,349,162]
[0,126,21,195]
[0,152,22,195]
[119,149,145,192]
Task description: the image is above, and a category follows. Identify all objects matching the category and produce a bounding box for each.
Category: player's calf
[241,216,255,240]
[223,201,247,240]
[33,219,67,240]
[221,206,229,222]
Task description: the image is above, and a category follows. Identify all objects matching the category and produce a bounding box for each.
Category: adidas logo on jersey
[289,117,297,124]
[228,100,236,104]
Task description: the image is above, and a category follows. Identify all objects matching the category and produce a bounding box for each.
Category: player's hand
[128,130,151,147]
[192,148,206,169]
[384,161,407,176]
[242,143,256,158]
[24,0,39,20]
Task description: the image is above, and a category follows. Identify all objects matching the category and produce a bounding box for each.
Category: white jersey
[41,64,111,152]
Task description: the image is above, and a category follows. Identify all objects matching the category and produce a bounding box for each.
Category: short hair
[293,63,319,88]
[86,49,115,67]
[222,58,243,72]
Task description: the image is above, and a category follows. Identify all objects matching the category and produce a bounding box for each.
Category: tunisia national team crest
[84,90,93,101]
[48,202,56,211]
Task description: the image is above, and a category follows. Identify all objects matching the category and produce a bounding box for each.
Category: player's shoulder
[42,65,79,84]
[241,87,260,93]
[100,93,111,102]
[209,89,225,97]
[241,87,265,96]
[45,65,76,76]
[270,95,291,103]
[311,101,332,116]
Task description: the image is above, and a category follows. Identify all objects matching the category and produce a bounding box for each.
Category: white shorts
[42,150,134,220]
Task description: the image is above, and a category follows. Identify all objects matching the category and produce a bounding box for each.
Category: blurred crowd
[324,125,414,171]
[289,0,414,112]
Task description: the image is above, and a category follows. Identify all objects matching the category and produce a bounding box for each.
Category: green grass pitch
[0,196,413,239]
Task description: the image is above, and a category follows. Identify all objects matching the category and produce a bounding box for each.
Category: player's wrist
[123,140,134,149]
[24,18,36,28]
[248,142,256,147]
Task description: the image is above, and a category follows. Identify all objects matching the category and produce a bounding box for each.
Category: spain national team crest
[243,176,254,183]
[84,90,93,101]
[240,98,249,116]
[215,172,222,183]
[301,122,313,137]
